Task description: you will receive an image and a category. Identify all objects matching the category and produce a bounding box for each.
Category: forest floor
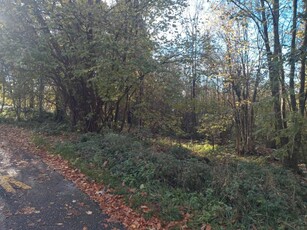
[0,122,306,229]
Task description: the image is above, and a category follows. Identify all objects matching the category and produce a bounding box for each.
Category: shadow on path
[0,142,124,230]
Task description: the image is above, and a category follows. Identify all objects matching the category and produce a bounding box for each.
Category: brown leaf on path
[15,206,40,215]
[140,205,150,213]
[201,224,212,230]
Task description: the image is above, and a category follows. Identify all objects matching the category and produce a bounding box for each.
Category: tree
[0,0,187,132]
[226,0,307,169]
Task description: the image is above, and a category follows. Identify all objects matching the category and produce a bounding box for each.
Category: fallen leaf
[201,224,212,230]
[16,206,40,215]
[96,190,105,195]
[140,205,150,213]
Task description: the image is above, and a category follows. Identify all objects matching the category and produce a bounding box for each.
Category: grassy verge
[30,129,307,229]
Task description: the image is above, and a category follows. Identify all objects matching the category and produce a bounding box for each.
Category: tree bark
[299,0,307,117]
[260,0,284,146]
[1,75,5,112]
[285,0,307,171]
[289,0,298,112]
[38,77,44,120]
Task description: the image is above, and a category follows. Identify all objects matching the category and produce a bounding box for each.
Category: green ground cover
[30,127,307,229]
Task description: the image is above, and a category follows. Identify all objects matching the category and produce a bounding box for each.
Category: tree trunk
[54,91,66,122]
[299,4,307,117]
[120,92,130,132]
[15,96,21,121]
[285,0,307,171]
[38,77,44,120]
[289,0,298,112]
[1,75,5,112]
[138,75,144,128]
[260,0,284,147]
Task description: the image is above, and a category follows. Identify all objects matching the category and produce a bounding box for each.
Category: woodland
[0,0,307,229]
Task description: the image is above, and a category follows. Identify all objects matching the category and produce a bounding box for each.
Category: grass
[32,134,52,151]
[28,129,307,229]
[182,142,215,156]
[149,137,217,157]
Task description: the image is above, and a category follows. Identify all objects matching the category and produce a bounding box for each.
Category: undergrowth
[34,131,306,229]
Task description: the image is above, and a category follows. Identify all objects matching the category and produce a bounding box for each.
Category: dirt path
[0,126,124,230]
